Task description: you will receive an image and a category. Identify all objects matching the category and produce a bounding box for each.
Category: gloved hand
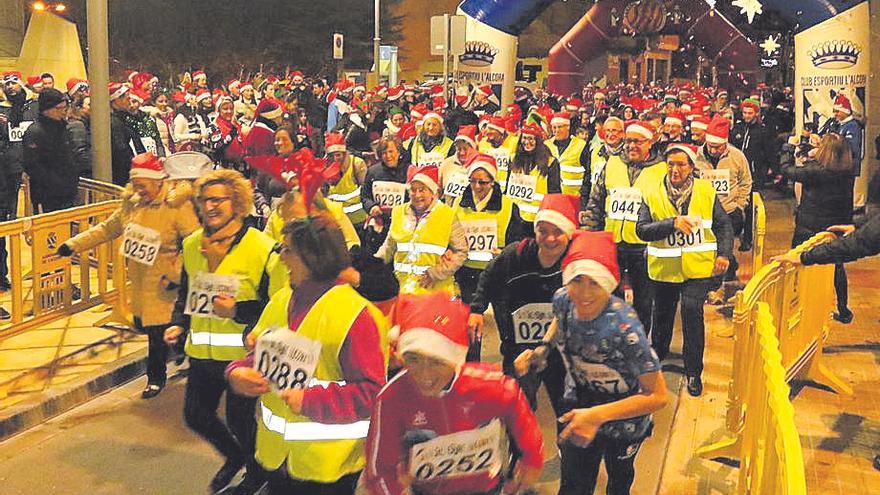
[57,244,73,257]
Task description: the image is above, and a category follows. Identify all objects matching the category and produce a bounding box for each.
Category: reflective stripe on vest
[546,136,587,196]
[326,157,367,224]
[260,402,370,440]
[603,157,667,245]
[396,242,448,256]
[479,135,518,189]
[393,262,429,275]
[412,137,453,167]
[453,193,513,270]
[327,188,361,202]
[189,331,245,347]
[644,178,718,282]
[390,202,456,295]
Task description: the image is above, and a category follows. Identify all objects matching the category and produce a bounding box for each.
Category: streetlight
[55,4,66,12]
[32,1,46,10]
[374,0,381,86]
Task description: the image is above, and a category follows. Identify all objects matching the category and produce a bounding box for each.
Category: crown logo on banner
[809,40,861,69]
[459,41,498,67]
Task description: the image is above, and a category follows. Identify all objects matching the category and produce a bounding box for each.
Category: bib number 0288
[256,350,309,390]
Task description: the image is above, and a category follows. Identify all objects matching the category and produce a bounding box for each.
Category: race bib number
[701,169,730,195]
[590,160,606,187]
[409,419,508,482]
[487,148,511,172]
[417,152,444,168]
[505,173,538,202]
[185,273,240,318]
[122,223,161,266]
[572,360,630,395]
[373,181,406,207]
[608,188,642,222]
[8,121,33,142]
[512,303,553,344]
[666,227,706,248]
[462,219,497,253]
[254,328,322,392]
[130,136,158,155]
[444,172,469,199]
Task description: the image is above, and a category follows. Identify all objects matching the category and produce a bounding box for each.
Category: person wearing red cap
[688,115,711,145]
[582,120,667,332]
[662,111,685,142]
[172,91,209,154]
[472,84,500,115]
[439,124,478,204]
[407,110,454,168]
[507,123,561,226]
[324,132,368,227]
[546,110,591,196]
[821,92,864,185]
[635,144,734,396]
[60,153,200,398]
[695,115,752,301]
[375,165,467,295]
[515,230,668,495]
[363,292,543,495]
[235,83,259,123]
[478,115,519,189]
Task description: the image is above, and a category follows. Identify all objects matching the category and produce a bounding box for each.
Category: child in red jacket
[363,292,544,495]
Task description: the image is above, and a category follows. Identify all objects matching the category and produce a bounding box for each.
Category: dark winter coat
[801,211,880,266]
[111,109,135,185]
[21,115,80,205]
[781,160,854,234]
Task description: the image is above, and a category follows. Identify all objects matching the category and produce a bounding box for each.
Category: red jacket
[363,363,543,495]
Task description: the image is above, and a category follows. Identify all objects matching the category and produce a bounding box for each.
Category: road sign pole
[443,14,450,102]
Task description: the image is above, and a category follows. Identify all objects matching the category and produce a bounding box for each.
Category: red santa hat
[129,88,148,104]
[108,82,130,101]
[467,153,497,180]
[255,99,283,120]
[475,84,493,97]
[454,125,477,148]
[690,115,711,131]
[534,194,579,236]
[705,114,730,144]
[214,94,233,111]
[565,98,584,112]
[1,71,23,86]
[561,231,619,292]
[129,152,167,180]
[66,78,89,96]
[27,75,43,90]
[410,103,428,121]
[240,82,254,92]
[665,143,698,164]
[325,132,346,154]
[290,70,304,83]
[551,111,571,127]
[227,79,241,91]
[485,116,507,134]
[833,94,852,115]
[520,123,546,140]
[422,111,443,125]
[195,88,212,103]
[625,120,655,140]
[131,72,151,89]
[387,85,404,101]
[407,165,440,194]
[126,70,140,83]
[192,70,207,81]
[395,293,470,368]
[664,111,685,127]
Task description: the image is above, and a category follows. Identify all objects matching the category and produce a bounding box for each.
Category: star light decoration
[732,0,763,24]
[760,35,781,56]
[705,0,716,8]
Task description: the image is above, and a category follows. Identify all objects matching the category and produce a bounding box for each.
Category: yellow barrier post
[717,192,765,339]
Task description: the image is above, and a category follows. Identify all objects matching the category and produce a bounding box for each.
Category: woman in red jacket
[363,292,544,495]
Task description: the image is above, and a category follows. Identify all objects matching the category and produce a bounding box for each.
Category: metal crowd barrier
[736,302,807,494]
[697,231,852,463]
[0,178,131,340]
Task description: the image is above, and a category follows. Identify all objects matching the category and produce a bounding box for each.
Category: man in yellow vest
[374,165,468,295]
[477,115,518,189]
[545,111,591,196]
[635,144,733,397]
[323,132,367,229]
[407,111,454,168]
[579,116,625,211]
[439,124,478,204]
[582,120,668,332]
[163,169,279,494]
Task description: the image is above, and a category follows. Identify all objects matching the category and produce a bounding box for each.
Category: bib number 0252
[409,418,507,482]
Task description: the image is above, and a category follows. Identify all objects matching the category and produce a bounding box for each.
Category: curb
[0,349,147,441]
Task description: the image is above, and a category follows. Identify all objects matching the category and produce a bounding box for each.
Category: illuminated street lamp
[55,4,66,12]
[32,1,47,10]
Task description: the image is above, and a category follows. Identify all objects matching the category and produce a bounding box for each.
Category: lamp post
[373,0,381,85]
[86,0,111,181]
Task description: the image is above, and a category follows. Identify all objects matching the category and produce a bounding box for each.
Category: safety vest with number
[253,284,389,483]
[411,137,453,168]
[603,157,666,245]
[546,136,587,196]
[505,164,550,223]
[453,195,513,270]
[589,145,616,196]
[644,178,718,282]
[326,156,367,225]
[478,134,518,188]
[390,202,456,295]
[182,227,275,361]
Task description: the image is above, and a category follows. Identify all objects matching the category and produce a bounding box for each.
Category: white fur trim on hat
[551,116,570,126]
[562,259,618,292]
[485,121,506,134]
[454,134,476,148]
[109,85,129,101]
[409,173,439,194]
[326,143,347,154]
[534,209,576,236]
[705,133,727,145]
[398,327,467,367]
[626,123,654,140]
[422,112,443,124]
[467,160,496,180]
[129,167,167,180]
[833,104,852,115]
[664,116,683,126]
[691,121,709,130]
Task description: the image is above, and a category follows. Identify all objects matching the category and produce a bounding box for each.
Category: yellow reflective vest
[588,145,609,196]
[644,178,718,282]
[603,156,667,245]
[478,134,519,189]
[326,156,367,225]
[389,202,456,295]
[253,284,389,483]
[452,193,514,270]
[183,227,275,361]
[504,166,549,223]
[546,135,587,196]
[410,136,453,168]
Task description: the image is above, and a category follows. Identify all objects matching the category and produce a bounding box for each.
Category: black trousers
[0,208,11,280]
[725,207,745,281]
[502,349,567,417]
[266,469,359,495]
[613,248,653,334]
[134,317,168,386]
[183,358,256,464]
[792,226,848,312]
[558,435,646,495]
[651,278,714,377]
[455,266,483,362]
[742,193,755,247]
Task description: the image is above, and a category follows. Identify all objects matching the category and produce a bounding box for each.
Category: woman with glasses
[506,123,561,231]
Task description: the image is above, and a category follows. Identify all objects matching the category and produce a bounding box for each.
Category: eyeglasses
[625,138,650,145]
[201,196,231,206]
[469,179,494,186]
[667,161,692,168]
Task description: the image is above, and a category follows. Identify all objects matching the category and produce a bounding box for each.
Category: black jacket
[801,212,880,266]
[781,160,853,233]
[361,161,411,214]
[21,115,80,204]
[110,109,135,186]
[729,118,777,178]
[67,117,92,178]
[0,97,39,176]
